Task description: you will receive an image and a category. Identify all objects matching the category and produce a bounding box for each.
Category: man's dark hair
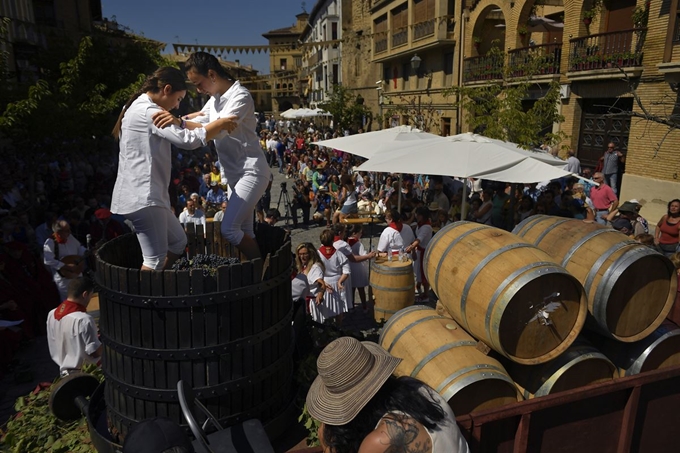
[67,276,95,299]
[184,51,233,81]
[266,208,281,220]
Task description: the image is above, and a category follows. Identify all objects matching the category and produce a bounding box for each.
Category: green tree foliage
[319,84,373,133]
[0,29,173,150]
[444,44,567,149]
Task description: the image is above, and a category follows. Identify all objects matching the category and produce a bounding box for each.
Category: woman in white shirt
[180,52,271,261]
[111,67,236,271]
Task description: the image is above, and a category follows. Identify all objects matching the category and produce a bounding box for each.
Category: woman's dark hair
[415,206,430,221]
[333,223,347,240]
[184,51,233,81]
[321,376,447,453]
[668,199,680,216]
[112,67,187,139]
[340,174,354,188]
[387,208,401,223]
[351,224,363,235]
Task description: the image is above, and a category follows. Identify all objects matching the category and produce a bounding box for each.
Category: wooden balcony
[508,43,562,78]
[392,29,408,48]
[463,54,504,83]
[413,19,435,41]
[375,37,387,54]
[568,28,646,77]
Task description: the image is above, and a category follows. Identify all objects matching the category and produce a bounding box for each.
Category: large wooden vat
[507,339,618,399]
[513,215,676,342]
[424,222,587,365]
[370,258,415,322]
[380,305,521,415]
[95,231,294,438]
[595,321,680,376]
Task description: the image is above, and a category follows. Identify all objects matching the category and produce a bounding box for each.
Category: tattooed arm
[359,417,432,453]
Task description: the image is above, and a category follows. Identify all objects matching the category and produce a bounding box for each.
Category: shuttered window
[414,0,435,24]
[392,4,408,32]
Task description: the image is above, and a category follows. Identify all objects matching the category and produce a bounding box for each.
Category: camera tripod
[276,183,294,227]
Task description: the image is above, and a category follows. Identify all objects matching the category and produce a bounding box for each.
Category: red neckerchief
[54,300,86,321]
[333,235,342,242]
[389,221,403,232]
[53,233,67,245]
[348,237,359,247]
[318,246,336,259]
[417,220,431,228]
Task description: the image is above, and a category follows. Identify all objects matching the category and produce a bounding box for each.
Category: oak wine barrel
[95,231,294,439]
[380,305,521,415]
[513,215,677,342]
[370,258,415,322]
[507,338,618,399]
[595,321,680,376]
[424,222,587,365]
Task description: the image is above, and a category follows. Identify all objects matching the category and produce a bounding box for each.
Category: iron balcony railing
[413,19,435,40]
[569,28,646,72]
[463,54,505,83]
[508,42,562,77]
[392,28,408,48]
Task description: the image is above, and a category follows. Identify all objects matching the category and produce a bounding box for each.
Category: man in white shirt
[46,277,101,376]
[44,220,87,301]
[178,200,206,227]
[566,149,581,174]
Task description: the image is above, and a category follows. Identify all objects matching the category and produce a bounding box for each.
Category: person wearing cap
[205,181,227,214]
[606,201,646,237]
[307,337,469,453]
[122,416,194,453]
[89,208,124,249]
[46,277,101,376]
[627,199,649,233]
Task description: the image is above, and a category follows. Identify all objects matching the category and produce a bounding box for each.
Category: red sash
[54,300,86,321]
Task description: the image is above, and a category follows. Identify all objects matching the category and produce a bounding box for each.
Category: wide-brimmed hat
[618,201,638,214]
[428,202,440,211]
[306,337,401,426]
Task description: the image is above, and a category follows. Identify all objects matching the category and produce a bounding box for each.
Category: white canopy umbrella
[312,108,332,117]
[311,125,440,159]
[448,133,567,168]
[280,108,298,119]
[356,133,577,218]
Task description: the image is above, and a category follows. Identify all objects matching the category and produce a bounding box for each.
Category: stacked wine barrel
[379,219,680,416]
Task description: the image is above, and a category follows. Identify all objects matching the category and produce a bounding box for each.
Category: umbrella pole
[461,182,468,220]
[398,174,403,213]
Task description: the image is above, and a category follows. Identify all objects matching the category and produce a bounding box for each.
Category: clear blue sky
[100,0,309,75]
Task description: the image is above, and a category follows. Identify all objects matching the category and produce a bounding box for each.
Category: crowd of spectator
[1,118,678,377]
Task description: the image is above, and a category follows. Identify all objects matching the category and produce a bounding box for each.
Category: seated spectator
[46,277,102,376]
[213,201,227,222]
[178,200,206,227]
[205,182,227,216]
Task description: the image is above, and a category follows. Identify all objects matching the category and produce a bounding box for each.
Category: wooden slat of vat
[213,221,223,257]
[196,224,206,256]
[240,261,254,413]
[176,270,193,387]
[126,268,142,420]
[191,271,206,391]
[203,270,220,417]
[217,264,232,419]
[163,270,181,424]
[205,222,214,255]
[118,268,134,422]
[230,262,244,417]
[150,271,168,418]
[251,257,264,374]
[139,271,154,421]
[186,223,196,258]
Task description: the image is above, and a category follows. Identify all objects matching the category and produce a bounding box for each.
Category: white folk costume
[333,238,355,306]
[312,246,350,323]
[377,221,416,254]
[414,221,433,285]
[348,238,369,288]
